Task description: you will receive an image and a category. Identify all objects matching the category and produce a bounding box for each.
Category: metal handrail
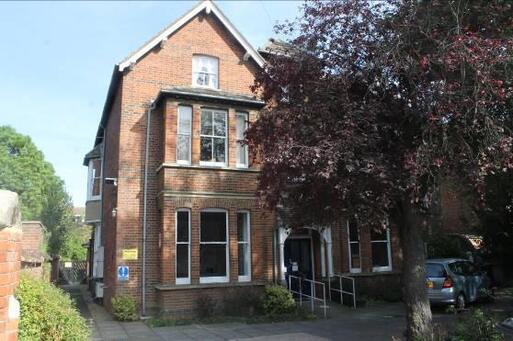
[328,273,356,308]
[288,275,327,318]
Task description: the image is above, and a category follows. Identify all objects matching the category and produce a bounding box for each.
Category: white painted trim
[371,228,393,272]
[175,209,191,285]
[347,220,362,274]
[176,105,192,165]
[235,112,249,168]
[200,108,227,167]
[199,209,229,283]
[118,0,265,72]
[237,210,251,282]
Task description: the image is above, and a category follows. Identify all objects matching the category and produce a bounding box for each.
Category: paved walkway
[68,284,408,340]
[66,284,513,341]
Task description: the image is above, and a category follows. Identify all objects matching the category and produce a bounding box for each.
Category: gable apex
[118,0,265,71]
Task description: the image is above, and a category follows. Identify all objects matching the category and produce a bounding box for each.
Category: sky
[0,1,301,206]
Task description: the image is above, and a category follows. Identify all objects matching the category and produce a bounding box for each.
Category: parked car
[426,258,491,309]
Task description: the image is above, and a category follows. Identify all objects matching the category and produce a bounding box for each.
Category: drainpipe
[142,100,157,316]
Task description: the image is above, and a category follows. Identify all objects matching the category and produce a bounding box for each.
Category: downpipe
[142,99,156,316]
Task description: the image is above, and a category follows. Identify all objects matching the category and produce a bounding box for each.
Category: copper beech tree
[247,0,513,339]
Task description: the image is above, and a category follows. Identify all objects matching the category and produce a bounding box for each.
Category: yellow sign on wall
[122,248,138,260]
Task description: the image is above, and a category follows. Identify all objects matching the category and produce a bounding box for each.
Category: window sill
[154,280,266,291]
[156,163,259,173]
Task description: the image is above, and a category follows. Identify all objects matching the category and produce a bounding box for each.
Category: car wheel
[456,293,466,311]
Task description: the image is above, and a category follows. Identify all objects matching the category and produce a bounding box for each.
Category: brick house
[20,221,46,279]
[84,0,403,316]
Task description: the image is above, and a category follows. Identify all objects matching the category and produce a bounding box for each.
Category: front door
[284,238,312,279]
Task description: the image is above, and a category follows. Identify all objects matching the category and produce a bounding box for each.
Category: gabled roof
[90,0,266,148]
[118,0,265,71]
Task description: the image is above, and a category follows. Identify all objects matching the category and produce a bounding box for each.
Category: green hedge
[16,274,89,341]
[261,285,296,316]
[111,295,138,321]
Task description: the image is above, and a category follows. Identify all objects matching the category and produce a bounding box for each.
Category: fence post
[310,281,314,313]
[299,277,303,306]
[328,275,331,301]
[323,284,327,318]
[352,278,356,309]
[340,276,343,305]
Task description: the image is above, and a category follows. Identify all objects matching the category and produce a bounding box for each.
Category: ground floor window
[237,212,251,281]
[371,228,392,272]
[347,218,361,273]
[176,209,190,284]
[200,210,229,283]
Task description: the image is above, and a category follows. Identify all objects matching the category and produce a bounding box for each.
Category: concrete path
[71,284,408,340]
[69,284,511,341]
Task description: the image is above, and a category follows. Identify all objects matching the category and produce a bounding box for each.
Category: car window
[448,262,464,275]
[463,261,477,275]
[426,263,446,277]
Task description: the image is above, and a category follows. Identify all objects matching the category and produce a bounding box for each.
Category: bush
[195,294,216,319]
[449,309,504,341]
[16,274,89,341]
[261,285,296,316]
[111,295,138,321]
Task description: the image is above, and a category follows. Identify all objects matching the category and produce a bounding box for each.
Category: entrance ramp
[326,274,357,308]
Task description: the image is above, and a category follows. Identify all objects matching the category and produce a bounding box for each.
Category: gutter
[142,99,157,316]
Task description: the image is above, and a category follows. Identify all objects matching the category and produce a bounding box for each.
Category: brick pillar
[0,190,22,341]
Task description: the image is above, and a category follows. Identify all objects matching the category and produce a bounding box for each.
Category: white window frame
[237,211,251,282]
[199,109,228,167]
[346,220,362,274]
[87,159,101,201]
[176,209,191,285]
[371,228,393,272]
[199,209,229,284]
[192,55,219,89]
[176,106,192,165]
[235,112,249,168]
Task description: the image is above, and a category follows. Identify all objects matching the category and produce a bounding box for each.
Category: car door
[462,261,478,302]
[448,261,466,297]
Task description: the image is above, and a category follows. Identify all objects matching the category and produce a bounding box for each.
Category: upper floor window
[235,112,249,168]
[192,55,218,89]
[176,106,192,164]
[87,158,101,200]
[200,109,227,166]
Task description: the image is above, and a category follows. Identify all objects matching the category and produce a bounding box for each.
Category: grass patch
[146,308,316,328]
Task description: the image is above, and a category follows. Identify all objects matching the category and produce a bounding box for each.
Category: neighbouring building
[84,0,402,317]
[20,221,46,279]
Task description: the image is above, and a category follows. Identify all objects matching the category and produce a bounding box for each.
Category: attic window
[192,55,218,89]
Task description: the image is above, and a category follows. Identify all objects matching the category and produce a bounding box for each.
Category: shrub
[261,285,296,316]
[16,274,89,341]
[195,294,216,319]
[449,309,504,341]
[111,295,138,321]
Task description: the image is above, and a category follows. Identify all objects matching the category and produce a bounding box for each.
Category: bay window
[235,112,249,168]
[176,209,191,284]
[176,106,192,164]
[88,158,101,200]
[200,109,227,166]
[237,212,251,281]
[200,210,229,283]
[371,228,392,272]
[192,55,218,89]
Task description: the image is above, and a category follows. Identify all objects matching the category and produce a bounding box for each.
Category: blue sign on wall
[118,265,129,281]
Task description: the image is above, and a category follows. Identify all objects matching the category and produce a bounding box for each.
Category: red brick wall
[102,82,122,311]
[20,222,43,253]
[100,10,272,315]
[0,227,22,341]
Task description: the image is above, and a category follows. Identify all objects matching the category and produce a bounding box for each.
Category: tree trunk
[399,200,433,341]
